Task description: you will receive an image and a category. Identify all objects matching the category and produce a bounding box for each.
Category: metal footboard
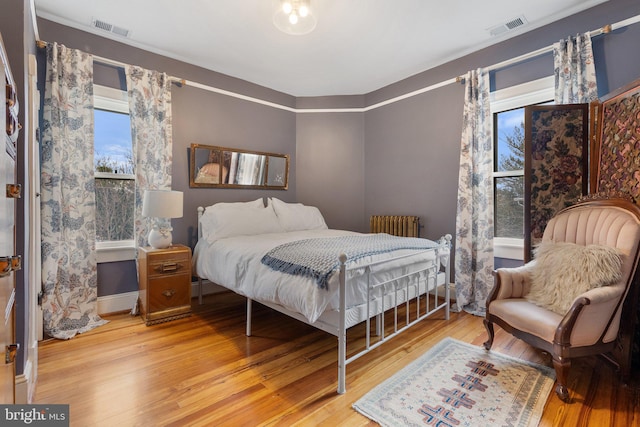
[241,233,452,395]
[336,234,452,394]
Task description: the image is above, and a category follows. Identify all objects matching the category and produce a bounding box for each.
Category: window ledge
[494,238,524,261]
[96,241,137,263]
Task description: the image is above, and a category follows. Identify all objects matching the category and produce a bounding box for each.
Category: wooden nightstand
[137,244,192,325]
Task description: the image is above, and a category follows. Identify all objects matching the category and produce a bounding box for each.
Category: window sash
[95,171,135,180]
[491,76,554,260]
[93,84,135,259]
[94,85,128,113]
[493,170,524,178]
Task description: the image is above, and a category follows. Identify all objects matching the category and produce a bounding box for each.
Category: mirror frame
[189,143,289,189]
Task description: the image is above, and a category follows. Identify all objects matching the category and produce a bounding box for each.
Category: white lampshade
[142,190,183,219]
[142,190,183,249]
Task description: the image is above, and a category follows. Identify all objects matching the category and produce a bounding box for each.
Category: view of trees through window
[94,107,135,243]
[495,108,525,239]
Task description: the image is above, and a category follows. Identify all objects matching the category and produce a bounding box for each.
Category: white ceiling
[33,0,608,97]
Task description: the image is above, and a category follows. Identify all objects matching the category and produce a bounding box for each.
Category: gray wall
[364,84,463,241]
[34,0,640,300]
[171,84,296,247]
[361,0,640,246]
[295,111,365,231]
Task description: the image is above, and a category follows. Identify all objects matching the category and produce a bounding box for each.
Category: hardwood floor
[34,292,640,426]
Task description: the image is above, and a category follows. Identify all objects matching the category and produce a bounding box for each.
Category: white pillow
[200,199,283,243]
[270,197,328,231]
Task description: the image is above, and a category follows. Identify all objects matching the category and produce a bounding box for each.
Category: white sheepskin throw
[526,241,623,315]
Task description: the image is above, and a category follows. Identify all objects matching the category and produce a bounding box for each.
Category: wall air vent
[91,18,130,38]
[488,15,528,37]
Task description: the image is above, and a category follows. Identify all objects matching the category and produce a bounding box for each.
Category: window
[494,107,525,239]
[94,85,136,262]
[490,76,554,260]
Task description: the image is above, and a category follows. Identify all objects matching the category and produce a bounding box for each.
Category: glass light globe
[273,0,317,35]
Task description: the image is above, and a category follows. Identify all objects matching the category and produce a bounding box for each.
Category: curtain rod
[36,39,135,71]
[487,15,640,74]
[36,13,640,113]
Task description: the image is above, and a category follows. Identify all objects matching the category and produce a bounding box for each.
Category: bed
[192,197,452,393]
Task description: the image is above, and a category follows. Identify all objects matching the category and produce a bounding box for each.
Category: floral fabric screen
[595,78,640,203]
[524,104,589,262]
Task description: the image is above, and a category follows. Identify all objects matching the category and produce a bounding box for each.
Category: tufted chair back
[542,200,640,345]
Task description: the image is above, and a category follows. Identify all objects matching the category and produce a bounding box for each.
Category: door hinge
[6,183,21,199]
[5,344,19,364]
[0,255,20,277]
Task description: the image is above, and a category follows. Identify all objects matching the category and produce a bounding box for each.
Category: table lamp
[142,190,183,249]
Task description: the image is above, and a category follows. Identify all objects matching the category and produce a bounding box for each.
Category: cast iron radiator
[369,215,420,237]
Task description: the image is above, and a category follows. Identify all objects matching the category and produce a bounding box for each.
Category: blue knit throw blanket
[261,234,438,290]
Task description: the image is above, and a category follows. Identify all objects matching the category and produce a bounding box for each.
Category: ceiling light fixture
[273,0,317,35]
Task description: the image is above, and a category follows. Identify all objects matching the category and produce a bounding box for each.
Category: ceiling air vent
[91,18,130,38]
[488,15,528,37]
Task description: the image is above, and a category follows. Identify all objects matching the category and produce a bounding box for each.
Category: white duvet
[192,229,443,323]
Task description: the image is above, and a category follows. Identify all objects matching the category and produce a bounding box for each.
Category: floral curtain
[41,43,108,339]
[125,66,174,247]
[454,68,494,316]
[553,33,598,103]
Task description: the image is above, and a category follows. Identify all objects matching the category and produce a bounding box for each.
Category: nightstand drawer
[147,257,190,277]
[144,248,190,263]
[147,274,191,312]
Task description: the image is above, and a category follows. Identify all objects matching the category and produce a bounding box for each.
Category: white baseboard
[97,281,226,315]
[15,352,36,404]
[97,290,139,315]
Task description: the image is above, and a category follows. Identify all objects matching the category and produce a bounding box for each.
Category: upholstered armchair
[484,197,640,402]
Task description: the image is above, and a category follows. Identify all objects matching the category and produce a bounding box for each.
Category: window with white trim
[94,85,136,262]
[490,76,554,260]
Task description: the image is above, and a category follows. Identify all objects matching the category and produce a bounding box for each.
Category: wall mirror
[189,143,289,189]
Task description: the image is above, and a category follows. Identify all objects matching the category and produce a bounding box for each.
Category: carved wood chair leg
[483,319,494,350]
[552,357,571,403]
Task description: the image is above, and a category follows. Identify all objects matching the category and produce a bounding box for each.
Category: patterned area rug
[353,337,555,427]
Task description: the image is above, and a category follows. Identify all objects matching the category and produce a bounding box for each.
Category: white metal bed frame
[195,206,452,394]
